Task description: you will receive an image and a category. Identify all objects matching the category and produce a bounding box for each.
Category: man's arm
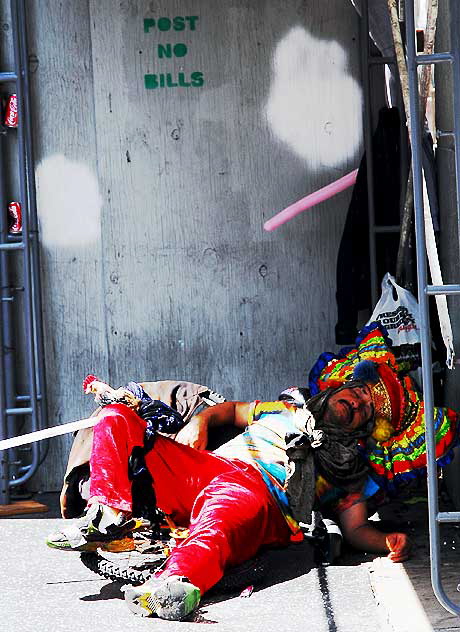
[175,401,252,449]
[339,500,411,563]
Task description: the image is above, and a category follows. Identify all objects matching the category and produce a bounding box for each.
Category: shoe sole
[125,582,200,620]
[46,536,135,553]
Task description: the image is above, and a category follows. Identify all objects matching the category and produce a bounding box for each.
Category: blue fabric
[125,382,186,446]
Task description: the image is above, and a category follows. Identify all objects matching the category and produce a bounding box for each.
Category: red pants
[90,404,290,594]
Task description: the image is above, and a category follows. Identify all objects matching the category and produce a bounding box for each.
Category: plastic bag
[367,272,421,369]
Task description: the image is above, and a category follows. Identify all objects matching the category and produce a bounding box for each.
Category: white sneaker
[46,502,136,552]
[124,575,201,620]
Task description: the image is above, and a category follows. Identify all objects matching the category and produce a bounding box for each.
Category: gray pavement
[4,489,460,632]
[2,499,383,632]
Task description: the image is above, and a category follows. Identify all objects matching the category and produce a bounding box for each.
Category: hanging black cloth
[335,107,405,344]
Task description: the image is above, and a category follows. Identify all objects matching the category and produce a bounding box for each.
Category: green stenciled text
[145,72,204,89]
[143,15,204,90]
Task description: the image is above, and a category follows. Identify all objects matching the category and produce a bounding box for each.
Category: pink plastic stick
[263,168,358,232]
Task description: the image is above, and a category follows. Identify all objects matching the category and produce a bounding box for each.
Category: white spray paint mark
[416,0,428,29]
[265,27,363,170]
[35,154,102,248]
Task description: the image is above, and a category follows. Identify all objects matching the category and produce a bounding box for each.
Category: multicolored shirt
[214,400,374,531]
[214,400,301,532]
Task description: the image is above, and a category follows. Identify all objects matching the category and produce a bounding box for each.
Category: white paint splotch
[265,27,363,169]
[35,154,102,248]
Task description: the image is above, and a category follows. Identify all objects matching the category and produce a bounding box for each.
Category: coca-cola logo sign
[4,94,18,127]
[8,95,17,114]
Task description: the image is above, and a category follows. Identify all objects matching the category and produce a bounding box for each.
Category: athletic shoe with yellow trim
[124,575,201,620]
[46,502,137,552]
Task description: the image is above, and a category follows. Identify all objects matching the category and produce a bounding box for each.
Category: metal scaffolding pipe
[0,0,48,498]
[426,284,460,295]
[0,75,15,505]
[405,0,460,616]
[8,0,40,487]
[18,0,48,437]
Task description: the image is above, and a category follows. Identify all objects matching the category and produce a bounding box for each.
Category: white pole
[0,415,100,451]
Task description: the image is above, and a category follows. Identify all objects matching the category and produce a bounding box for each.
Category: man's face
[322,384,374,431]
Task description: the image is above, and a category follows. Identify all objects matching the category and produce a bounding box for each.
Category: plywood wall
[26,0,363,490]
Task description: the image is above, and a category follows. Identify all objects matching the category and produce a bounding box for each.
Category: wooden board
[0,500,49,517]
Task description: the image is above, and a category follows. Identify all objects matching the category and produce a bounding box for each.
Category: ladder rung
[416,52,453,65]
[368,56,396,66]
[426,284,460,296]
[16,394,43,402]
[0,242,24,251]
[5,407,33,416]
[437,511,460,523]
[373,225,400,234]
[0,72,17,82]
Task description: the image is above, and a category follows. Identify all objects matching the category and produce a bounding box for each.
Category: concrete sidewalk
[338,490,460,632]
[2,492,460,632]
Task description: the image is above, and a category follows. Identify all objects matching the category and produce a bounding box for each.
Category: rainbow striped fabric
[309,322,399,394]
[215,400,301,532]
[308,323,459,491]
[215,400,380,527]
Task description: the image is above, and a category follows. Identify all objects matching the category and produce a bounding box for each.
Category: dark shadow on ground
[77,540,317,606]
[204,539,316,606]
[80,582,125,602]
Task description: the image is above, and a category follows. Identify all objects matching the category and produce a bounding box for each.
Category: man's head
[305,381,375,436]
[321,383,374,431]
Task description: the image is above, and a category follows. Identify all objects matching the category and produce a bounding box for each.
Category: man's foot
[46,502,136,552]
[124,575,201,620]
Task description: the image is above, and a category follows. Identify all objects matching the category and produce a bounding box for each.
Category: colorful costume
[309,323,459,494]
[86,389,389,595]
[88,403,297,594]
[55,327,460,601]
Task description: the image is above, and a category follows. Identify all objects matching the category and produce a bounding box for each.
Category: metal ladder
[0,0,47,505]
[405,0,460,616]
[359,0,410,307]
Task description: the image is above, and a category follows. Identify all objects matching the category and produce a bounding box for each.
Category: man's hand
[385,532,411,563]
[175,415,208,450]
[175,401,251,450]
[340,500,412,563]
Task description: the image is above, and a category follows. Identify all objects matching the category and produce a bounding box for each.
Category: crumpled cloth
[284,407,324,525]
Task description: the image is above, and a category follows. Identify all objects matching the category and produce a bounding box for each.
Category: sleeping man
[46,323,459,622]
